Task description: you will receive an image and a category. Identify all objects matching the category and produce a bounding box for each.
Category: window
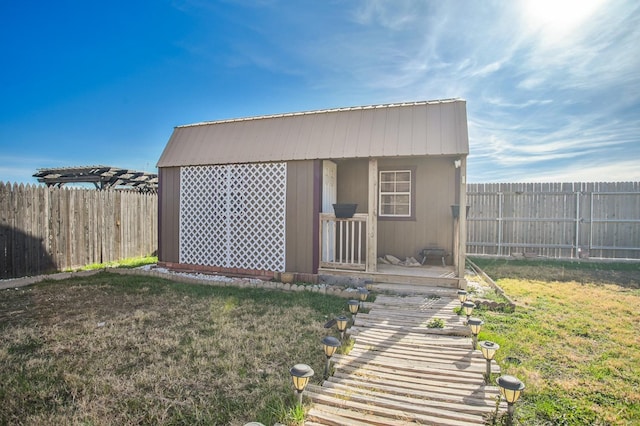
[379,170,412,218]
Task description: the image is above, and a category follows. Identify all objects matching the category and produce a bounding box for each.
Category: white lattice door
[179,163,287,271]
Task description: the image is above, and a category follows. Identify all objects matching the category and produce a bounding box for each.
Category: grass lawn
[0,272,347,425]
[470,257,640,425]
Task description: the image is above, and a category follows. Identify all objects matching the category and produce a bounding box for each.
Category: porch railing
[319,213,368,271]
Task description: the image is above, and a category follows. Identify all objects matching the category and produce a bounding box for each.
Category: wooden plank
[334,350,488,375]
[350,319,470,336]
[348,329,472,347]
[352,332,478,353]
[307,406,377,426]
[331,365,501,399]
[306,385,485,425]
[349,344,495,368]
[355,312,465,326]
[332,354,488,384]
[320,379,502,414]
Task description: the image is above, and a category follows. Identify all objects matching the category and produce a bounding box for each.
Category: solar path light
[290,364,314,405]
[358,288,369,308]
[348,299,360,316]
[321,336,341,378]
[496,375,525,426]
[336,315,348,340]
[479,340,500,382]
[462,301,475,321]
[467,317,484,350]
[457,289,468,303]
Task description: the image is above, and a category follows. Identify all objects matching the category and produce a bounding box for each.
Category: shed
[157,99,469,287]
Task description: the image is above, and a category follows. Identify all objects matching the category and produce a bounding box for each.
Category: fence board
[0,183,157,279]
[467,182,640,260]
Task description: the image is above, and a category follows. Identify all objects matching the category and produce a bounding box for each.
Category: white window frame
[379,169,412,218]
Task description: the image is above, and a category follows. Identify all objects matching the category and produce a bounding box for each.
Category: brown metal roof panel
[440,101,457,155]
[157,99,469,168]
[161,126,199,167]
[284,114,309,161]
[424,102,442,156]
[194,125,216,163]
[236,119,275,162]
[410,104,427,155]
[189,125,218,165]
[456,101,470,154]
[336,109,363,159]
[325,109,350,158]
[366,107,388,157]
[301,111,332,160]
[354,106,375,157]
[382,105,401,157]
[157,130,181,167]
[396,104,415,156]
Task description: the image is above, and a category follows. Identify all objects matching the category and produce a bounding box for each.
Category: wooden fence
[0,183,157,279]
[2,180,638,279]
[466,182,640,260]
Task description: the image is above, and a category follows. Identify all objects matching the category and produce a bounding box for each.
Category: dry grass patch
[0,272,347,425]
[471,257,640,425]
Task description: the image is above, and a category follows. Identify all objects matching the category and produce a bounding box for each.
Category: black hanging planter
[333,203,358,218]
[451,205,471,219]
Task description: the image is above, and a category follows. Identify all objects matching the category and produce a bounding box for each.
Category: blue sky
[1,0,639,184]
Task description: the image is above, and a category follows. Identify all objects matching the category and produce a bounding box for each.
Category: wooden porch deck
[318,264,462,288]
[305,288,504,425]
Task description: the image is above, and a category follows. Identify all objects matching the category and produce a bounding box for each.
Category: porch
[318,263,461,288]
[318,213,463,288]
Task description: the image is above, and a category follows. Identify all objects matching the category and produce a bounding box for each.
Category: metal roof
[157,99,469,168]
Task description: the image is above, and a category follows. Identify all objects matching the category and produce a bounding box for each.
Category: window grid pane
[379,170,412,217]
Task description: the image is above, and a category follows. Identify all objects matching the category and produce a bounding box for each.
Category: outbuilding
[157,99,469,287]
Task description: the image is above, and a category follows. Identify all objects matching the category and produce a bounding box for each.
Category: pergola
[33,166,158,192]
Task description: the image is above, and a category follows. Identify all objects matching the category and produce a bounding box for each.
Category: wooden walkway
[306,287,505,425]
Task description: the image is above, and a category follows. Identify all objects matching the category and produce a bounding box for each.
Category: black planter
[451,205,470,219]
[333,203,358,218]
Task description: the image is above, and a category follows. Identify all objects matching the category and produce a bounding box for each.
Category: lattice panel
[179,163,286,271]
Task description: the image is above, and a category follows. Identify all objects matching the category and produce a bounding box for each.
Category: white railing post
[319,213,367,271]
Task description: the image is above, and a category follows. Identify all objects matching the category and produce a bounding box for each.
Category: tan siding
[285,160,319,273]
[158,167,180,263]
[337,159,369,213]
[157,100,469,168]
[377,157,456,261]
